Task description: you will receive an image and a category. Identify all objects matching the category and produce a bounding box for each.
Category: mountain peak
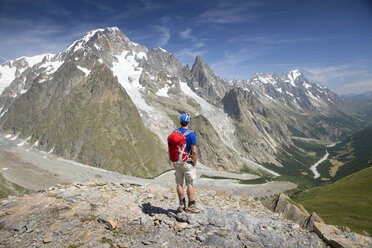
[64,27,133,55]
[191,55,209,72]
[288,69,303,79]
[107,26,120,32]
[194,55,205,65]
[66,29,103,52]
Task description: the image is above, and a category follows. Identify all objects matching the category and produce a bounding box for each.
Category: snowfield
[112,51,174,145]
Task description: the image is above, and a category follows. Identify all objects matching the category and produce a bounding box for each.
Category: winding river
[310,151,329,178]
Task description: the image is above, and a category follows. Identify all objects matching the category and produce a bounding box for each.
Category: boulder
[313,222,372,248]
[303,212,324,231]
[97,216,117,230]
[263,193,309,227]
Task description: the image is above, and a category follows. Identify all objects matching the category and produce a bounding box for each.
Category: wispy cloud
[303,64,372,94]
[228,34,333,45]
[198,1,260,24]
[344,80,372,88]
[140,0,168,10]
[0,15,99,61]
[339,80,372,94]
[153,25,170,47]
[305,65,361,83]
[176,28,208,64]
[180,28,197,41]
[85,0,115,12]
[209,47,263,79]
[176,48,208,63]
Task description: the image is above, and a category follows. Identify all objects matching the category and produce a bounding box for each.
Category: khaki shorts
[172,162,196,187]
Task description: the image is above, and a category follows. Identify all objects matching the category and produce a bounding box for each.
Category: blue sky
[0,0,371,95]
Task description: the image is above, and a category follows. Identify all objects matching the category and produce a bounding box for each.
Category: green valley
[294,166,372,234]
[317,126,372,181]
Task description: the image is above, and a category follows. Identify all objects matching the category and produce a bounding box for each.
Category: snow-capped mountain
[0,27,361,177]
[232,70,345,114]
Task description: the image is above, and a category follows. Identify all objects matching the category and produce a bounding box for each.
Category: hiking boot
[177,198,186,213]
[186,203,200,213]
[176,206,185,213]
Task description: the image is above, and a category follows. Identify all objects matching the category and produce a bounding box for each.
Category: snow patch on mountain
[303,82,312,89]
[41,60,64,75]
[258,75,276,85]
[67,29,104,53]
[136,52,147,60]
[0,108,7,118]
[179,81,236,149]
[77,66,91,77]
[112,51,174,144]
[23,54,54,68]
[156,84,170,97]
[0,64,17,95]
[275,88,283,93]
[0,55,63,97]
[107,26,120,33]
[287,70,302,86]
[94,44,102,51]
[286,91,294,97]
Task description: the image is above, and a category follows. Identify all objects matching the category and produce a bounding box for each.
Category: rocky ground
[0,182,326,248]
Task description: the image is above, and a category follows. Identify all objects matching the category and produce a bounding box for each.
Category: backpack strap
[183,130,191,137]
[174,129,192,137]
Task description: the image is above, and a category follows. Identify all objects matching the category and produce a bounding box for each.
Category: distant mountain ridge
[0,27,364,177]
[341,91,372,123]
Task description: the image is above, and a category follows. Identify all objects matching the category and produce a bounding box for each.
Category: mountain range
[0,27,366,178]
[341,91,372,123]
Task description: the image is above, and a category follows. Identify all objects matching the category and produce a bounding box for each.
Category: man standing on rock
[168,113,200,213]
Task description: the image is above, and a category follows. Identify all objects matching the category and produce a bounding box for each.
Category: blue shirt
[177,128,196,155]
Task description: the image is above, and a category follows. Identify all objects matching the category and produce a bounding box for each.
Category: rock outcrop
[263,193,310,227]
[0,183,329,248]
[188,55,230,102]
[263,193,372,248]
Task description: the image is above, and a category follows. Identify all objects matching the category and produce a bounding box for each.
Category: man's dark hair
[180,121,189,127]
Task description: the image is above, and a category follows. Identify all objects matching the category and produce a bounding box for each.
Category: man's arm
[191,145,198,167]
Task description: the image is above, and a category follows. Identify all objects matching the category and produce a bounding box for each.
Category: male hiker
[167,113,200,213]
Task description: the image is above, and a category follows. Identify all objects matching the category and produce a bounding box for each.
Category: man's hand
[191,145,198,167]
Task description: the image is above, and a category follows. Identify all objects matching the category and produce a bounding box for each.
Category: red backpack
[168,130,191,163]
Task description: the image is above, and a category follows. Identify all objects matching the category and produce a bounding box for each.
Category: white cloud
[305,65,362,83]
[85,0,115,12]
[154,26,170,47]
[175,48,208,65]
[208,47,262,80]
[0,18,91,62]
[180,28,197,41]
[198,1,260,24]
[340,80,372,94]
[176,28,208,64]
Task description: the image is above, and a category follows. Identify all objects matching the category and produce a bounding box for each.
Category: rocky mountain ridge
[0,182,370,248]
[0,27,362,177]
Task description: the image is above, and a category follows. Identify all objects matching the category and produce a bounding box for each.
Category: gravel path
[0,133,296,198]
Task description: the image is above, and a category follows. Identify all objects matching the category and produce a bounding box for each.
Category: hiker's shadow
[141,202,177,216]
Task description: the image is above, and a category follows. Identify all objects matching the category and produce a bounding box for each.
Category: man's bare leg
[177,184,184,199]
[187,186,194,202]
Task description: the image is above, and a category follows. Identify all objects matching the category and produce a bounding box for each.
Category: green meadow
[295,166,372,234]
